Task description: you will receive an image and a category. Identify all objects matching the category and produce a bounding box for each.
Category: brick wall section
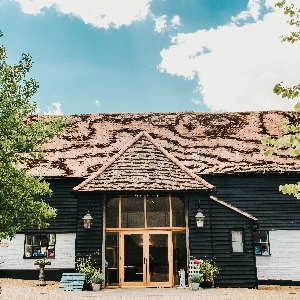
[0,233,75,269]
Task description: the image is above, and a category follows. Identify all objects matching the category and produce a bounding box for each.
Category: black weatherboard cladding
[20,177,82,233]
[188,193,257,288]
[75,193,103,268]
[203,173,300,230]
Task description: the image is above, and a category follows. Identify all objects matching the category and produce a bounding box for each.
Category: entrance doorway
[105,195,186,287]
[121,231,172,286]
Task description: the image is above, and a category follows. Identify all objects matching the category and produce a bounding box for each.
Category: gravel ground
[1,279,300,300]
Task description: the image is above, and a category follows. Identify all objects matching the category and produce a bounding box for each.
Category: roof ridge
[210,196,258,221]
[73,131,214,191]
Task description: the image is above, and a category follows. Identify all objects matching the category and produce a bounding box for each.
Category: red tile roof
[24,111,300,178]
[73,131,214,191]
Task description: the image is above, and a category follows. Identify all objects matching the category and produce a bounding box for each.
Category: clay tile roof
[24,111,300,177]
[210,196,258,221]
[73,131,214,192]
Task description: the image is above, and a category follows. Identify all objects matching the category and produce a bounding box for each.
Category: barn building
[1,111,300,288]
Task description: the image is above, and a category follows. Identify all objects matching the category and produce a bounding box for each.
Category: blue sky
[0,0,299,114]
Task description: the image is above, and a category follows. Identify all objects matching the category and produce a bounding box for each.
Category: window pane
[122,196,144,228]
[107,197,119,228]
[253,231,260,243]
[260,231,268,242]
[231,230,244,253]
[172,197,185,227]
[24,234,55,258]
[146,196,170,227]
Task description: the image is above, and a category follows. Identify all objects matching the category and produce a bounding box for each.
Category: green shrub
[189,274,203,283]
[90,271,105,284]
[199,259,219,281]
[75,254,103,285]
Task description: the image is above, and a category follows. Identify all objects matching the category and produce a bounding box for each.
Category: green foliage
[0,31,71,239]
[75,253,103,285]
[189,274,203,284]
[272,1,300,100]
[90,270,105,284]
[261,2,300,199]
[276,1,300,44]
[199,259,219,281]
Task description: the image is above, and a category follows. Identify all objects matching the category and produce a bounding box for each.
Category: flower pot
[92,283,101,291]
[191,282,200,291]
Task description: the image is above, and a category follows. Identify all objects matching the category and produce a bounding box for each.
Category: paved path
[1,279,300,300]
[67,287,226,298]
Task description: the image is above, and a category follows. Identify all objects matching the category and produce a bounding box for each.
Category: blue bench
[58,273,85,291]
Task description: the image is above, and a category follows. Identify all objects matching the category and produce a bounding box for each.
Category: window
[253,230,270,255]
[106,195,185,229]
[231,229,245,254]
[24,234,56,258]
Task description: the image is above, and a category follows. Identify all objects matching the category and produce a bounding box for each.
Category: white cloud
[231,0,264,23]
[14,0,152,29]
[94,100,100,107]
[153,14,182,33]
[158,0,300,111]
[154,15,167,33]
[171,15,181,28]
[44,102,63,115]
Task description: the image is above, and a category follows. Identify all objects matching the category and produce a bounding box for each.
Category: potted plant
[199,259,219,288]
[189,274,203,291]
[90,270,105,292]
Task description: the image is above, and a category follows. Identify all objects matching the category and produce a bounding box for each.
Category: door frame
[119,230,173,287]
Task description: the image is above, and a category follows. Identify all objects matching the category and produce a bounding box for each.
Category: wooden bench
[58,273,85,291]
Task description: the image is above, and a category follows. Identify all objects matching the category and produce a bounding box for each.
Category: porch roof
[73,131,214,192]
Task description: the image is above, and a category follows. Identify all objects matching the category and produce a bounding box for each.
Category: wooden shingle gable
[73,131,214,192]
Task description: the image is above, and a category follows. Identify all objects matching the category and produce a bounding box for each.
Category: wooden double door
[120,230,172,287]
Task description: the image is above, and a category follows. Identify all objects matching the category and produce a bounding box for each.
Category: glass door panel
[123,233,144,285]
[172,231,187,286]
[105,233,119,286]
[148,232,172,286]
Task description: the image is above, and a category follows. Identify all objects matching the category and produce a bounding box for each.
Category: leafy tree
[0,31,70,239]
[261,1,300,198]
